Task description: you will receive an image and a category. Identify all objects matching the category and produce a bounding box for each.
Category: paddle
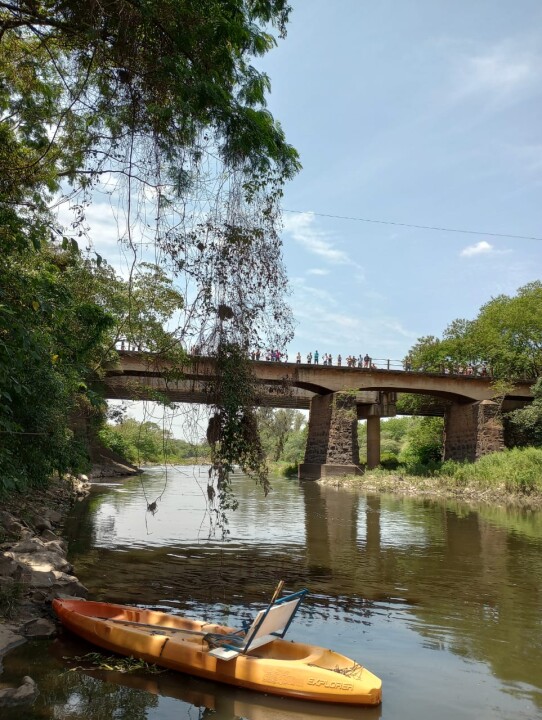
[97,617,213,636]
[270,579,285,604]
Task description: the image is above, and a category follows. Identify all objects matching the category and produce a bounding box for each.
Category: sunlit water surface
[3,465,542,719]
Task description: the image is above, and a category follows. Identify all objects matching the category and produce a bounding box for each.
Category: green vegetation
[255,408,307,476]
[358,447,542,503]
[257,408,306,462]
[1,1,300,504]
[99,419,210,466]
[440,447,542,495]
[0,242,187,494]
[405,282,542,379]
[357,416,444,470]
[505,377,542,447]
[0,244,113,492]
[0,580,24,619]
[66,652,165,675]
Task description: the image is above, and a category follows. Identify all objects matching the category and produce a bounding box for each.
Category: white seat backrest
[241,598,300,651]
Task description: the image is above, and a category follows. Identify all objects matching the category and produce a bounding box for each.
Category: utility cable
[282,209,542,242]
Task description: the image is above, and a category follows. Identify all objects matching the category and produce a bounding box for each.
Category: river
[2,466,542,719]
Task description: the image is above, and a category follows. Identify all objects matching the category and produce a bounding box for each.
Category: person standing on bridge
[296,352,301,363]
[364,353,370,368]
[314,350,319,364]
[337,354,342,366]
[328,353,332,366]
[307,352,312,364]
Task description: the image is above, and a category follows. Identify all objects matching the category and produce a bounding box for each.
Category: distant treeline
[99,419,210,466]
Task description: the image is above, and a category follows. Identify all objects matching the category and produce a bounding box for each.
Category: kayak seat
[207,588,308,661]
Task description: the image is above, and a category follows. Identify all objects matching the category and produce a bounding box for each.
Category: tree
[407,283,542,380]
[469,283,542,379]
[1,1,301,502]
[505,378,542,448]
[407,336,446,372]
[399,417,444,468]
[0,1,300,355]
[256,408,305,461]
[0,243,114,491]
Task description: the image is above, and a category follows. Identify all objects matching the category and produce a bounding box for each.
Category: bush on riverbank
[342,447,542,506]
[270,461,299,478]
[439,447,542,494]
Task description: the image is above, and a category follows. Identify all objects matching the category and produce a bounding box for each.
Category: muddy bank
[0,474,91,707]
[320,471,542,509]
[87,443,141,480]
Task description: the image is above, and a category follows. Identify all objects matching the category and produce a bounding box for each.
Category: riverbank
[0,474,91,707]
[320,468,542,509]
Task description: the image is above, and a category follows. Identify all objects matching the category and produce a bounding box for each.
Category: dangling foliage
[204,342,270,532]
[1,1,300,513]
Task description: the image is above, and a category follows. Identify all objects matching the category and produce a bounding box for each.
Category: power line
[282,208,542,242]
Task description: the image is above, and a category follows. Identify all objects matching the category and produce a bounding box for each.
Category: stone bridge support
[366,416,381,470]
[298,392,362,481]
[443,400,504,461]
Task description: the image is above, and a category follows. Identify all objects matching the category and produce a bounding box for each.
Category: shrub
[379,452,400,470]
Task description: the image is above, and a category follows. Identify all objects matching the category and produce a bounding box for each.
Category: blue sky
[256,0,542,364]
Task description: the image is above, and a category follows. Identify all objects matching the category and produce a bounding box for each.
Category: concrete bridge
[102,351,534,479]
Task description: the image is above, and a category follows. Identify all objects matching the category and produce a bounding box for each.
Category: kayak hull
[52,598,382,706]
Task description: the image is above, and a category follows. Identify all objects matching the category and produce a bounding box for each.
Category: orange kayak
[52,598,382,706]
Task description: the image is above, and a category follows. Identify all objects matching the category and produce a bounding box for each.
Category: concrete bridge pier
[357,396,396,470]
[298,392,362,481]
[443,400,505,461]
[366,416,381,470]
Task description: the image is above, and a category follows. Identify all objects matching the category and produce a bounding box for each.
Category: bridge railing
[114,344,537,382]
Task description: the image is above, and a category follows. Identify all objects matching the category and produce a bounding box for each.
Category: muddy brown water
[2,465,542,719]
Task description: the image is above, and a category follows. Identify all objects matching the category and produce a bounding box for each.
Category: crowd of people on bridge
[248,349,377,368]
[296,351,376,368]
[248,349,493,377]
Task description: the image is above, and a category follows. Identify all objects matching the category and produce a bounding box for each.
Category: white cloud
[450,42,538,106]
[460,240,493,257]
[306,268,329,276]
[460,240,513,258]
[290,276,337,307]
[283,212,363,272]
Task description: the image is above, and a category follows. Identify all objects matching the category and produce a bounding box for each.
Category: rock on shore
[0,475,90,707]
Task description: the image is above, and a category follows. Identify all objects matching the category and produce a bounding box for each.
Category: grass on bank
[273,447,542,498]
[270,461,299,478]
[351,447,542,504]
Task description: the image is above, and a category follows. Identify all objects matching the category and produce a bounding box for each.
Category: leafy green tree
[256,408,305,461]
[100,417,211,464]
[358,416,414,465]
[505,378,542,448]
[399,417,444,468]
[0,1,299,354]
[0,243,114,491]
[407,282,542,380]
[379,417,412,454]
[469,283,542,378]
[407,336,446,372]
[281,423,308,464]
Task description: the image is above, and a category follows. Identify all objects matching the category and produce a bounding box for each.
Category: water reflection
[2,637,382,720]
[9,467,542,719]
[78,668,383,720]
